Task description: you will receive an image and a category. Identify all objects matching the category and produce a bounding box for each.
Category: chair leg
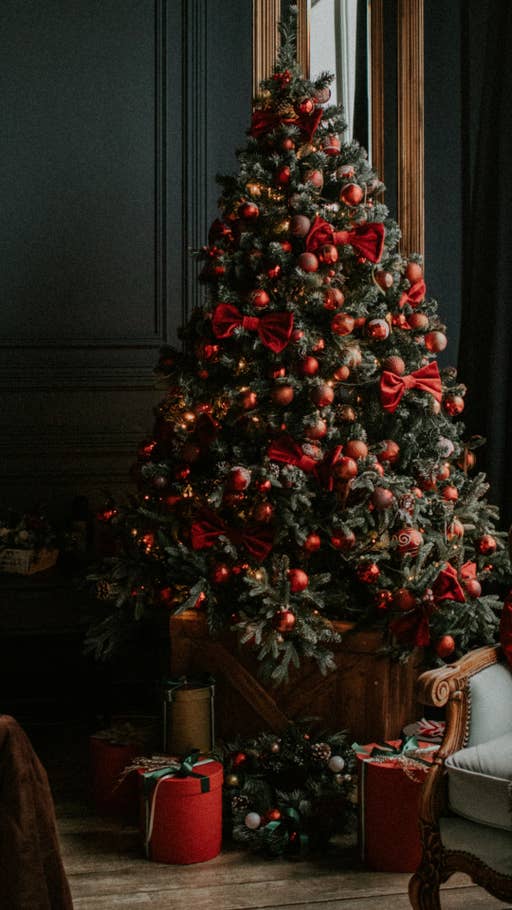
[409,868,442,910]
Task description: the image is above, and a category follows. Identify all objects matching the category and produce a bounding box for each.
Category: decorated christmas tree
[88,20,511,684]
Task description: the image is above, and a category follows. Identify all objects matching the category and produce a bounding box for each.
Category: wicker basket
[0,547,59,575]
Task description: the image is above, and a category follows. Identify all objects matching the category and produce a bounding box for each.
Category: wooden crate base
[169,612,423,744]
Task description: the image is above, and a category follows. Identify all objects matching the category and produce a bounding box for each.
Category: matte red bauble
[374,269,394,291]
[357,561,381,584]
[304,169,324,189]
[305,418,327,439]
[330,530,356,550]
[377,440,400,464]
[334,456,358,480]
[274,610,296,632]
[375,589,393,611]
[303,532,321,552]
[253,502,274,523]
[447,518,464,539]
[408,312,429,330]
[425,331,447,352]
[276,165,291,185]
[290,214,311,237]
[272,385,294,406]
[228,466,252,491]
[298,356,319,376]
[435,635,456,659]
[437,462,451,481]
[477,534,496,555]
[331,313,355,336]
[318,244,339,265]
[393,588,417,612]
[442,485,459,502]
[310,384,334,408]
[333,365,350,381]
[366,318,390,340]
[298,251,319,272]
[298,97,315,114]
[372,487,394,510]
[443,394,465,416]
[281,137,295,151]
[340,183,364,206]
[324,287,345,310]
[405,261,423,283]
[239,202,259,220]
[464,578,482,598]
[323,134,341,155]
[344,439,368,460]
[249,288,270,308]
[382,355,406,375]
[211,563,232,585]
[395,527,423,557]
[288,568,309,592]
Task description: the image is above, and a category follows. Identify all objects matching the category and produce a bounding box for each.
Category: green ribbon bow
[143,750,212,858]
[266,806,309,854]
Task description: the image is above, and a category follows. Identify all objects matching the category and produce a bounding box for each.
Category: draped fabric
[458,1,512,526]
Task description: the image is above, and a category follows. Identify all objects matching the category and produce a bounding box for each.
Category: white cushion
[446,731,512,831]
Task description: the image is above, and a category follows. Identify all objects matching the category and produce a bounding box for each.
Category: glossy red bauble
[395,527,424,557]
[253,502,274,523]
[274,609,297,633]
[405,261,423,283]
[250,289,270,308]
[333,365,350,381]
[374,269,394,291]
[211,563,232,585]
[437,462,451,481]
[408,312,429,330]
[443,394,465,416]
[303,532,321,552]
[305,418,328,439]
[435,635,456,659]
[334,456,358,480]
[298,251,319,272]
[331,313,355,336]
[304,169,324,190]
[275,165,291,185]
[372,487,394,510]
[267,264,281,279]
[340,183,364,206]
[318,244,339,265]
[323,134,341,155]
[357,561,381,584]
[447,518,464,539]
[312,338,325,353]
[330,530,356,551]
[377,440,400,464]
[425,331,447,352]
[366,318,390,340]
[240,390,258,410]
[382,355,406,375]
[310,383,334,408]
[477,534,497,555]
[324,287,345,310]
[228,466,252,491]
[281,137,295,151]
[272,384,294,406]
[239,202,260,220]
[393,588,417,612]
[280,240,293,253]
[258,479,272,493]
[442,485,459,502]
[288,568,309,592]
[298,356,319,376]
[298,98,315,114]
[344,439,368,460]
[464,578,482,598]
[290,214,311,237]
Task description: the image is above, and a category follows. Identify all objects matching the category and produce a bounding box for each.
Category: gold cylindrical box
[163,677,215,756]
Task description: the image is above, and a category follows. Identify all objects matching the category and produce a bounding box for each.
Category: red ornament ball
[464,578,482,598]
[442,484,459,502]
[334,456,358,480]
[232,751,247,768]
[395,527,424,557]
[375,589,393,611]
[435,635,456,659]
[382,355,406,375]
[366,318,390,341]
[281,137,295,151]
[374,269,394,291]
[298,97,315,114]
[357,561,381,584]
[239,202,259,220]
[280,240,293,253]
[303,532,321,553]
[318,244,339,265]
[290,214,311,237]
[405,261,423,283]
[312,337,325,353]
[304,168,324,189]
[298,251,319,273]
[298,356,319,376]
[273,609,297,633]
[240,390,258,410]
[305,418,327,440]
[310,383,334,408]
[253,502,274,523]
[372,487,394,510]
[228,466,252,491]
[330,530,356,551]
[447,518,464,539]
[250,289,270,308]
[425,331,447,352]
[272,384,294,406]
[340,183,364,206]
[392,588,417,612]
[275,165,291,185]
[324,287,345,310]
[211,563,232,585]
[477,534,497,555]
[443,394,465,416]
[408,312,429,330]
[344,439,368,460]
[266,808,282,822]
[258,479,272,493]
[333,365,350,381]
[267,264,281,279]
[323,134,341,156]
[377,440,400,464]
[288,568,309,592]
[331,313,355,336]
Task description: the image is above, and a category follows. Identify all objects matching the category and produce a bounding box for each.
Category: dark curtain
[458,0,512,527]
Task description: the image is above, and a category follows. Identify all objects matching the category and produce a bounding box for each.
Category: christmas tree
[88,19,511,685]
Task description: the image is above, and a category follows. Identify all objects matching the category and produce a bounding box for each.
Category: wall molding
[397,0,424,258]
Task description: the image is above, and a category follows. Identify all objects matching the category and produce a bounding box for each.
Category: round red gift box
[139,759,223,864]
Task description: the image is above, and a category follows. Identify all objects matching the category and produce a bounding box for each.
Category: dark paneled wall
[0,0,251,518]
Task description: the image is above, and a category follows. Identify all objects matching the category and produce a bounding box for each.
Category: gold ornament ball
[225,773,240,787]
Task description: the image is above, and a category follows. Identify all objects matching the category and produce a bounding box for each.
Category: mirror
[252,0,424,258]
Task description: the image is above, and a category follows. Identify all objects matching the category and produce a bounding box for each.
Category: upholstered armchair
[409,645,512,909]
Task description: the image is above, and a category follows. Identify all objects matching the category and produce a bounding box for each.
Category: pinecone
[231,794,250,812]
[274,100,296,117]
[96,580,113,600]
[310,742,332,763]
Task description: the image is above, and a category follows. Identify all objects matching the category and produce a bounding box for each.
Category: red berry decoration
[211,563,232,585]
[377,440,400,464]
[288,568,309,592]
[392,588,417,612]
[382,355,406,375]
[250,289,270,308]
[239,202,259,220]
[272,384,294,406]
[395,528,423,557]
[228,466,252,491]
[443,394,465,416]
[366,318,390,340]
[330,530,356,550]
[425,331,447,352]
[372,487,394,510]
[290,214,311,237]
[275,165,291,185]
[340,183,364,206]
[331,313,355,336]
[310,383,334,408]
[357,561,381,584]
[435,635,456,659]
[344,439,368,460]
[464,578,482,598]
[298,251,319,272]
[318,244,339,265]
[298,356,319,376]
[477,534,497,555]
[334,456,358,480]
[303,532,321,552]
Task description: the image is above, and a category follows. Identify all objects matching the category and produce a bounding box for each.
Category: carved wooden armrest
[416,645,502,825]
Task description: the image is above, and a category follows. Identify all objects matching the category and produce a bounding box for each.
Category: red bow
[305,215,385,263]
[190,510,273,562]
[380,362,442,414]
[249,108,323,142]
[461,561,477,580]
[268,436,319,473]
[432,563,466,603]
[212,304,293,354]
[399,278,426,309]
[314,446,344,491]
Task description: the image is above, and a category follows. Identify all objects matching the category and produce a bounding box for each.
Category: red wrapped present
[139,751,223,864]
[90,721,156,820]
[355,737,438,872]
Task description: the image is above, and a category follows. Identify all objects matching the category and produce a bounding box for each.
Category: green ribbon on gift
[352,735,435,768]
[266,806,309,854]
[143,750,212,858]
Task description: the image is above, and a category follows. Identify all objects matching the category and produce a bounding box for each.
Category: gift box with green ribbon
[138,749,223,864]
[353,737,438,873]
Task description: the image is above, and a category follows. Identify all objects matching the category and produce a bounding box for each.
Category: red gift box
[356,739,437,872]
[139,756,223,864]
[89,736,141,820]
